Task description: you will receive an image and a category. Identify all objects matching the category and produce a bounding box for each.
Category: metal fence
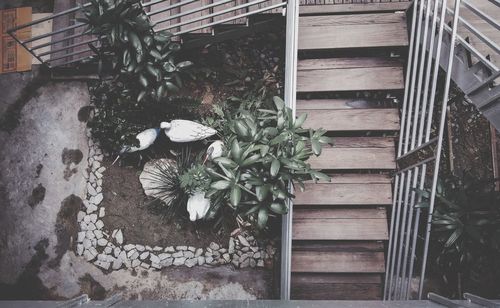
[384,0,499,300]
[7,0,286,68]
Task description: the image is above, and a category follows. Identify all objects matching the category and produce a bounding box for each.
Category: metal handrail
[8,0,287,68]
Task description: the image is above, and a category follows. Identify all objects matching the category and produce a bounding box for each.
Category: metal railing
[7,0,286,68]
[384,0,499,300]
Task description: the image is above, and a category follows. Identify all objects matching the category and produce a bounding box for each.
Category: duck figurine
[203,140,224,164]
[112,128,160,165]
[187,191,211,221]
[160,120,217,142]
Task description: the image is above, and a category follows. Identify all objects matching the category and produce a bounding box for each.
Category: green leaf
[269,202,288,214]
[256,185,270,202]
[270,159,280,177]
[257,207,268,229]
[231,139,242,162]
[230,186,241,206]
[273,96,285,110]
[294,113,307,129]
[211,180,231,190]
[241,154,260,167]
[177,61,193,69]
[311,139,322,155]
[149,49,162,60]
[213,157,237,168]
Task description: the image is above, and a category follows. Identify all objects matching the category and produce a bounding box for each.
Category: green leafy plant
[88,81,201,153]
[415,174,500,297]
[180,164,211,195]
[204,96,331,229]
[80,0,192,102]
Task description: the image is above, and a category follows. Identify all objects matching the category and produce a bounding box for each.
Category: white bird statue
[203,140,224,164]
[112,128,160,165]
[160,120,217,142]
[187,191,210,221]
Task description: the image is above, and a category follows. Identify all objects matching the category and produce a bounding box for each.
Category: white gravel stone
[87,183,97,196]
[158,253,170,261]
[89,173,97,184]
[88,247,98,257]
[172,251,183,258]
[257,260,264,267]
[77,232,86,243]
[104,246,113,254]
[173,257,186,266]
[176,245,187,251]
[91,193,103,205]
[95,260,110,270]
[87,222,96,231]
[83,238,92,249]
[77,244,84,256]
[139,251,150,260]
[151,262,162,270]
[238,235,250,247]
[209,242,219,250]
[77,211,86,222]
[89,213,98,223]
[140,262,150,269]
[83,215,91,223]
[228,238,235,254]
[118,251,127,261]
[153,246,163,252]
[164,246,175,253]
[97,166,106,174]
[131,259,140,268]
[135,244,145,252]
[127,250,139,260]
[161,258,173,267]
[85,230,96,240]
[80,222,88,231]
[112,259,123,270]
[195,248,203,257]
[99,207,105,218]
[97,238,108,246]
[86,203,98,214]
[183,251,194,258]
[84,250,95,261]
[114,229,123,245]
[114,247,121,258]
[124,244,135,251]
[185,258,197,267]
[150,254,160,264]
[95,220,104,230]
[198,256,205,266]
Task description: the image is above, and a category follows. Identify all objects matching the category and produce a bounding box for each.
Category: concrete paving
[0,75,272,300]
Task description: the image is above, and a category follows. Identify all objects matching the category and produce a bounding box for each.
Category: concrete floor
[0,72,273,300]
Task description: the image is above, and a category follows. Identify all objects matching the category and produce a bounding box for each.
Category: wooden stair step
[295,174,393,205]
[297,108,400,131]
[297,58,404,92]
[292,218,388,241]
[291,273,383,300]
[299,2,412,15]
[293,206,387,220]
[296,98,390,110]
[299,13,408,50]
[292,251,385,273]
[308,137,396,170]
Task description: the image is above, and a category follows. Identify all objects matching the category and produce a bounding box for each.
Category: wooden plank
[293,241,385,252]
[331,137,395,148]
[294,182,392,205]
[299,13,408,49]
[299,2,411,15]
[291,250,386,273]
[308,146,396,170]
[291,273,382,300]
[298,57,402,70]
[297,109,400,131]
[297,66,405,91]
[304,173,392,184]
[296,98,388,110]
[292,218,388,240]
[293,207,387,219]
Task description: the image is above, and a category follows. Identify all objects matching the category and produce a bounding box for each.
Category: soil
[49,195,83,268]
[61,148,84,181]
[101,158,229,248]
[28,183,46,208]
[78,106,93,122]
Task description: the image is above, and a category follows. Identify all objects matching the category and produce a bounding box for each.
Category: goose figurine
[160,120,217,142]
[187,191,211,221]
[203,140,224,164]
[112,128,160,165]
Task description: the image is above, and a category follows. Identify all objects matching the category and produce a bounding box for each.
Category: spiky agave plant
[143,147,194,219]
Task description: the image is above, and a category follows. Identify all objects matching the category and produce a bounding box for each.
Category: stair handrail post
[418,0,463,300]
[281,0,297,300]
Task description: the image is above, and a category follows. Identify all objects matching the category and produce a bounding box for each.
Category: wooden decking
[290,2,408,300]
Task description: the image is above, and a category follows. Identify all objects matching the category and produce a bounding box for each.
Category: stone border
[76,127,276,271]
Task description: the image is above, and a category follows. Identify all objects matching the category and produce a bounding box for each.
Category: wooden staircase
[290,3,409,300]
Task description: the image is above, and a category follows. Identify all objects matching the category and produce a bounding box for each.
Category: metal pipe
[47,47,93,63]
[403,0,426,155]
[142,0,173,8]
[7,3,89,33]
[38,38,99,57]
[280,0,298,300]
[387,172,407,300]
[150,0,233,21]
[418,0,462,299]
[393,169,413,299]
[48,54,94,68]
[462,0,500,31]
[384,174,401,300]
[157,0,269,31]
[170,2,286,36]
[30,32,90,51]
[22,23,85,44]
[397,137,438,161]
[397,155,436,174]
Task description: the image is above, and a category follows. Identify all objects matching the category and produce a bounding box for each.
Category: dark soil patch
[78,106,93,122]
[48,194,82,268]
[35,163,43,178]
[0,70,48,132]
[28,183,46,208]
[61,148,83,181]
[0,239,61,300]
[101,158,229,248]
[79,274,106,300]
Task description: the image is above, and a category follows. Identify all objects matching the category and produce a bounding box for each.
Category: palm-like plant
[80,0,192,102]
